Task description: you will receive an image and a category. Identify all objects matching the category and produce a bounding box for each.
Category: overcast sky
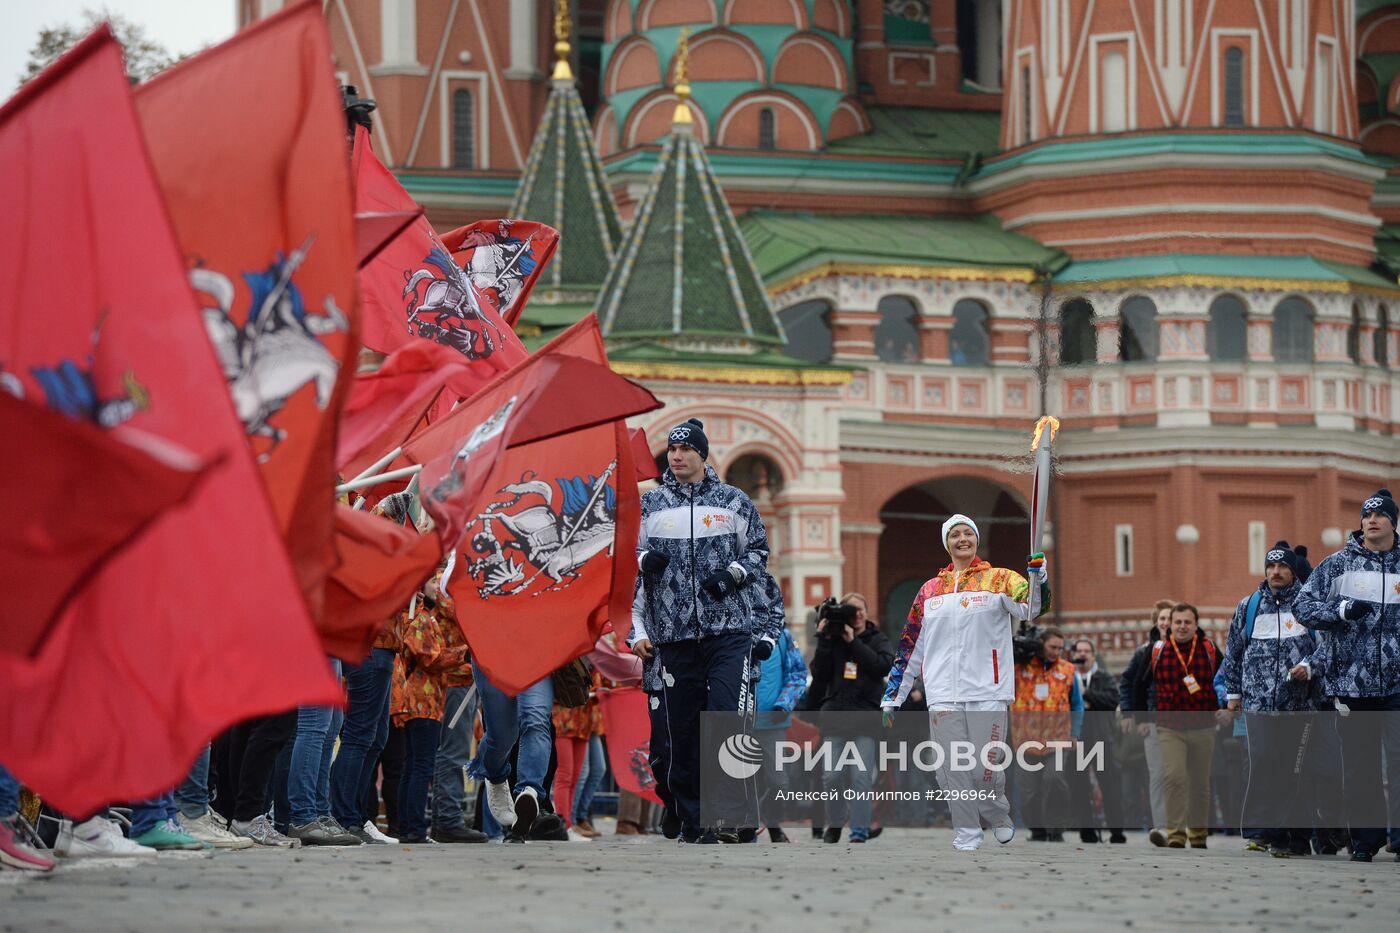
[1,0,237,90]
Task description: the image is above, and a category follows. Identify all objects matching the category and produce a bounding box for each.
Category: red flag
[320,503,442,662]
[598,687,663,805]
[407,316,658,695]
[0,392,209,658]
[356,209,421,268]
[440,220,560,328]
[630,426,662,482]
[353,126,527,389]
[134,2,358,616]
[336,340,473,473]
[0,29,340,814]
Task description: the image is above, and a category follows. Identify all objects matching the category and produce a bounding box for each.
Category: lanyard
[1168,635,1197,674]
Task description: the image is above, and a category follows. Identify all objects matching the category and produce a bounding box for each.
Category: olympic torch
[1029,415,1060,559]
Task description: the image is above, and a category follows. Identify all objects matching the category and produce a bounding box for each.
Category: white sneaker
[230,814,299,848]
[58,817,157,858]
[994,826,1016,844]
[566,826,593,843]
[952,828,984,851]
[177,811,253,850]
[364,821,399,845]
[486,780,516,829]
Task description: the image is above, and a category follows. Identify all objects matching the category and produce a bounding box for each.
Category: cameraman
[808,593,894,843]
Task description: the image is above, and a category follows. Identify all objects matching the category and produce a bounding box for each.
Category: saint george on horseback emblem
[451,219,536,317]
[463,460,619,599]
[402,244,506,361]
[190,236,347,460]
[3,319,149,429]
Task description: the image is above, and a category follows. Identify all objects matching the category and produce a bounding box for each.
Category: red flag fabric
[407,316,659,695]
[630,426,662,482]
[0,392,209,658]
[336,339,473,473]
[439,220,560,328]
[598,687,663,805]
[356,209,421,268]
[352,126,527,390]
[134,2,358,617]
[320,503,442,662]
[0,28,340,814]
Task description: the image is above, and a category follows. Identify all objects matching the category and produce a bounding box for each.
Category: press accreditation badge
[1033,683,1050,701]
[1183,674,1201,694]
[843,661,858,680]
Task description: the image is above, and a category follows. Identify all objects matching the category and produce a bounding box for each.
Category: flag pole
[349,445,404,484]
[335,463,421,494]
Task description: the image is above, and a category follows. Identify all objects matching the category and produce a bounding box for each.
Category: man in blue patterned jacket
[628,419,777,843]
[1294,489,1400,862]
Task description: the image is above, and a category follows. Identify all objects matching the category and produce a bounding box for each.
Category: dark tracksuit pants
[652,632,750,834]
[1240,712,1313,850]
[229,711,298,823]
[1333,693,1400,856]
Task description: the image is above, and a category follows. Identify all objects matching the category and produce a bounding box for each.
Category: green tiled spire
[598,41,784,351]
[510,6,621,294]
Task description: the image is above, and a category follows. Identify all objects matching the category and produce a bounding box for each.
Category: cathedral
[249,0,1400,660]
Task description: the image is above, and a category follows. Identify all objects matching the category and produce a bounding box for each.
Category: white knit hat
[941,514,979,551]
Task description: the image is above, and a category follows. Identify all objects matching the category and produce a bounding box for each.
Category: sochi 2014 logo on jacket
[461,461,619,599]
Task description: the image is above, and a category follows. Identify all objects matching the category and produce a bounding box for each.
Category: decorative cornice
[769,261,1040,295]
[612,361,853,386]
[1052,273,1400,298]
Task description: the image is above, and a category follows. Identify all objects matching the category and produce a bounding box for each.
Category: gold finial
[552,0,573,82]
[672,26,693,126]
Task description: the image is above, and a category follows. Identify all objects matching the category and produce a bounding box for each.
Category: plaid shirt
[1145,634,1221,726]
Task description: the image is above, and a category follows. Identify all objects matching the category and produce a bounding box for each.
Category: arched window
[1058,298,1095,365]
[726,453,785,505]
[758,107,776,150]
[1224,47,1245,127]
[1348,302,1363,364]
[1119,295,1158,362]
[874,296,920,363]
[950,299,990,365]
[1207,294,1247,361]
[778,300,833,363]
[1376,305,1390,369]
[452,89,475,168]
[1272,297,1315,362]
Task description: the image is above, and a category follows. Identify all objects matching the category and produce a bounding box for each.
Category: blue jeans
[398,718,442,840]
[468,666,554,838]
[431,686,477,830]
[330,648,394,828]
[130,792,177,837]
[0,763,20,818]
[822,733,877,840]
[281,658,343,826]
[174,745,211,819]
[573,734,606,822]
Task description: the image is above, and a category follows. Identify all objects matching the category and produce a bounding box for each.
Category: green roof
[825,106,1002,159]
[981,132,1381,176]
[1376,224,1400,279]
[605,340,850,371]
[396,173,518,198]
[510,76,622,292]
[604,146,964,186]
[738,210,1066,283]
[1361,53,1400,116]
[1055,254,1400,290]
[598,120,785,348]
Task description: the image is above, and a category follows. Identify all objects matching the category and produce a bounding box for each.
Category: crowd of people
[3,420,1400,871]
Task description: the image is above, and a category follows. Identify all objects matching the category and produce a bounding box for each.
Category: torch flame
[1030,415,1060,451]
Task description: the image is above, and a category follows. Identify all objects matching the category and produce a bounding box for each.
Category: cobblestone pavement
[2,826,1397,932]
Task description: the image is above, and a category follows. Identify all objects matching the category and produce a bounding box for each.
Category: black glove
[639,550,669,577]
[1342,598,1369,621]
[700,568,739,601]
[752,638,774,661]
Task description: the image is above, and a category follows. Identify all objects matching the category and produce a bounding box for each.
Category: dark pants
[1334,694,1400,856]
[646,688,675,812]
[230,711,297,822]
[397,718,442,841]
[329,647,395,829]
[1018,754,1069,831]
[1069,733,1123,833]
[1241,713,1313,850]
[653,633,751,834]
[377,726,407,836]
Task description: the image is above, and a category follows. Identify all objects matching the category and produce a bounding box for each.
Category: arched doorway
[876,476,1030,644]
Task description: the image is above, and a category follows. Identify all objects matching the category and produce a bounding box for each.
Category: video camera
[815,596,859,638]
[1012,620,1043,664]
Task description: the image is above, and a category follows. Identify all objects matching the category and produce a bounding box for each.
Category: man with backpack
[1131,603,1222,848]
[1219,541,1320,857]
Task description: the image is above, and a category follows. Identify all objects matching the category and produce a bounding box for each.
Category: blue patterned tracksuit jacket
[629,465,773,648]
[1218,580,1321,712]
[1294,532,1400,698]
